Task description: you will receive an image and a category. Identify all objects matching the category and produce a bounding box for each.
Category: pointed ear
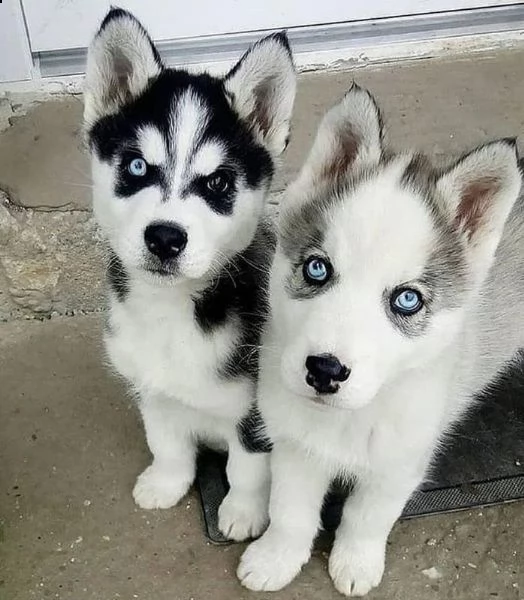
[290,84,384,194]
[436,139,521,274]
[84,8,163,126]
[224,32,296,157]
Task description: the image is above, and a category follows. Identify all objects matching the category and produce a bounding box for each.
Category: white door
[21,0,523,53]
[0,1,32,82]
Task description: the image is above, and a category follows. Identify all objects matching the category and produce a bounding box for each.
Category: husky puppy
[83,8,295,541]
[238,84,523,593]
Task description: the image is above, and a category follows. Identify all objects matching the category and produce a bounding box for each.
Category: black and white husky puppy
[83,8,296,541]
[238,85,523,593]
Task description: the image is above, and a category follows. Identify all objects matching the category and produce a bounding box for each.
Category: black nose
[305,354,350,394]
[144,223,187,262]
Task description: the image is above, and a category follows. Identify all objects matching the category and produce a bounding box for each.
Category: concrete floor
[1,316,523,600]
[2,47,524,599]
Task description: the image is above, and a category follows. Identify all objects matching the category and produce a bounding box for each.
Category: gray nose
[144,223,187,262]
[305,354,350,394]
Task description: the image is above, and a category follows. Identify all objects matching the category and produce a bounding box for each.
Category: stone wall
[0,194,104,320]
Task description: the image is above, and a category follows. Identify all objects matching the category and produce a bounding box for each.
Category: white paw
[132,464,191,509]
[237,531,309,591]
[328,540,385,597]
[218,490,269,542]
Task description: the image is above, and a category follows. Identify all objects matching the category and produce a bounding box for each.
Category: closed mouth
[144,266,176,277]
[310,394,344,410]
[315,383,340,395]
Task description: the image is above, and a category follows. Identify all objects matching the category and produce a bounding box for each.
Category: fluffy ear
[84,8,162,126]
[436,139,521,276]
[290,83,384,195]
[224,32,296,157]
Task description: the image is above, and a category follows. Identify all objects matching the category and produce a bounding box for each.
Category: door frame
[0,0,33,83]
[35,4,524,78]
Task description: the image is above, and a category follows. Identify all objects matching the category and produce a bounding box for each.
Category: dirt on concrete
[0,98,89,212]
[0,315,523,600]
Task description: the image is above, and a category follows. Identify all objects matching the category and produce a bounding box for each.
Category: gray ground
[1,47,524,599]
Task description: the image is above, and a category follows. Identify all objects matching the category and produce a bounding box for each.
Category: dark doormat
[196,361,524,544]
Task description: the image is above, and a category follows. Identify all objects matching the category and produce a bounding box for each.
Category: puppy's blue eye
[392,288,423,314]
[303,256,331,285]
[128,157,147,177]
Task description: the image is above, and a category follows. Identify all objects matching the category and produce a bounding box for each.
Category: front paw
[218,489,269,542]
[237,531,309,591]
[328,539,385,597]
[132,464,192,509]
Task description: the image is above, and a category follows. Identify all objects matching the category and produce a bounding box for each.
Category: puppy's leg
[133,396,196,509]
[219,442,270,541]
[238,441,330,591]
[328,467,422,597]
[329,373,446,597]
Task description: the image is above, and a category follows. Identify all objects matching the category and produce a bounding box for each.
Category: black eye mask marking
[89,71,274,205]
[186,168,238,215]
[114,151,165,198]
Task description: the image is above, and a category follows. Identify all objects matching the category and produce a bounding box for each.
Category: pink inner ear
[250,75,278,137]
[320,127,360,182]
[455,176,501,238]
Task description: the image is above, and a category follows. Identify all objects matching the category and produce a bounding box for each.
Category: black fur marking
[193,221,275,454]
[88,70,273,208]
[115,151,165,198]
[193,221,275,382]
[107,251,129,301]
[401,154,437,196]
[271,30,293,57]
[186,169,237,216]
[237,404,273,453]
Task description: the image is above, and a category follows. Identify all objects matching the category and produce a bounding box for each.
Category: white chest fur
[105,280,252,425]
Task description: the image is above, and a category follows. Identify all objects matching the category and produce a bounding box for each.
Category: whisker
[63,181,94,189]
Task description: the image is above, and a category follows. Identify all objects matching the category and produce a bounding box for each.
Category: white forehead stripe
[138,126,166,165]
[192,141,225,176]
[171,90,209,192]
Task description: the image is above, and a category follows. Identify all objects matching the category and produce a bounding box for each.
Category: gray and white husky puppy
[238,84,523,594]
[83,8,295,541]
